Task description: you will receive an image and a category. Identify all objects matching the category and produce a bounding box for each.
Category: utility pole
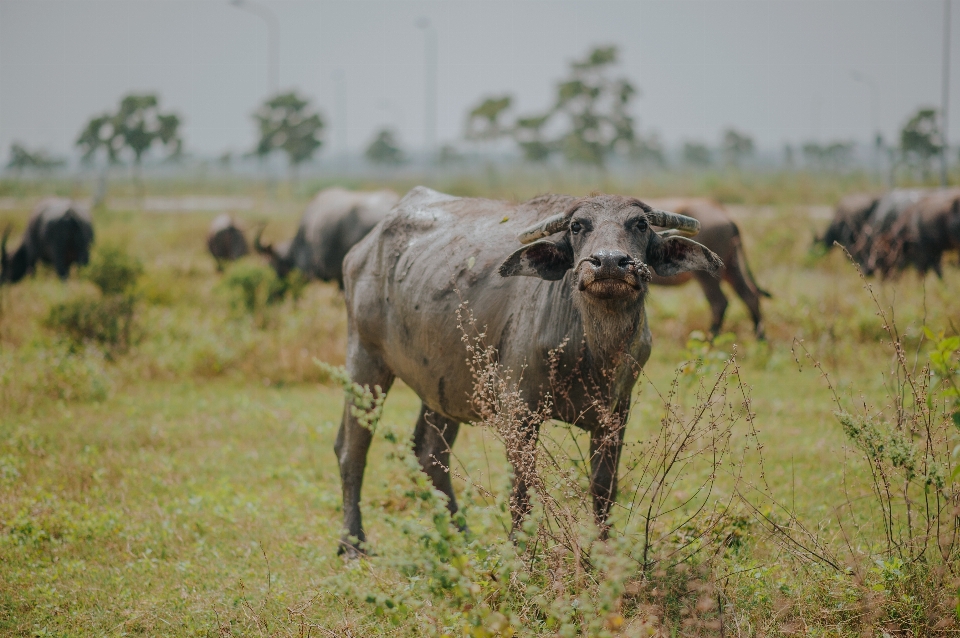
[851,71,881,183]
[941,0,952,186]
[416,17,437,166]
[230,0,280,96]
[334,69,348,171]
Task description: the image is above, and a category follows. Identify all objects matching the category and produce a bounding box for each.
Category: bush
[221,262,307,322]
[45,295,137,354]
[82,244,143,295]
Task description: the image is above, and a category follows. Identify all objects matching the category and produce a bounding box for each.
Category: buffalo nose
[589,250,632,273]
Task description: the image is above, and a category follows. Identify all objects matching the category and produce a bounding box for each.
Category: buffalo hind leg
[723,258,765,339]
[412,406,463,524]
[334,340,394,557]
[694,271,728,337]
[589,414,627,540]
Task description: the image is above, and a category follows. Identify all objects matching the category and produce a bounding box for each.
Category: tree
[801,141,855,172]
[365,129,405,166]
[465,95,513,141]
[501,45,636,167]
[899,108,942,179]
[6,143,65,173]
[252,92,324,179]
[721,128,754,168]
[682,141,712,168]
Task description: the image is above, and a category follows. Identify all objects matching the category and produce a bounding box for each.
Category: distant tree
[721,128,754,167]
[899,107,942,179]
[465,95,513,141]
[76,94,181,176]
[631,132,667,169]
[438,144,464,165]
[783,144,795,169]
[365,129,405,166]
[682,141,712,168]
[6,143,65,173]
[801,141,855,172]
[499,45,636,167]
[253,92,325,180]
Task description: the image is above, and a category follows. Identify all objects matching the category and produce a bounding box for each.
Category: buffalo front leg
[694,271,729,337]
[334,341,394,557]
[589,416,626,540]
[412,406,462,521]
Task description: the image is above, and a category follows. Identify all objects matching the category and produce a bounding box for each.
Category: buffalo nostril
[618,256,632,268]
[587,256,602,267]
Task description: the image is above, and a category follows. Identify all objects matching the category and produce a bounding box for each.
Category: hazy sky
[0,0,957,160]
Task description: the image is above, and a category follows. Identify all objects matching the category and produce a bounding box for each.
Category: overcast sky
[0,0,957,160]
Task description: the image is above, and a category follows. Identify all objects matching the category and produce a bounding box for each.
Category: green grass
[1,182,960,635]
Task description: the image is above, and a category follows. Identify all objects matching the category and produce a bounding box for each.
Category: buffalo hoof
[337,541,373,559]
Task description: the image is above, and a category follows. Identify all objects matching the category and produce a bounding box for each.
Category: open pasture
[1,185,960,636]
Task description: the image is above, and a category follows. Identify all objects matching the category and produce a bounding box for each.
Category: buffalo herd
[4,183,959,551]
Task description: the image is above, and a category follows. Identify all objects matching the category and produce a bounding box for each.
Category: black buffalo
[2,197,94,283]
[207,214,249,271]
[255,187,399,287]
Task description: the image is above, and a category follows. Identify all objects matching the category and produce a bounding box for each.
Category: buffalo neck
[573,289,649,399]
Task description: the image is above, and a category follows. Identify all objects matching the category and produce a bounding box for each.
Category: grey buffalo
[335,187,722,555]
[207,214,249,271]
[646,198,770,338]
[818,192,879,257]
[1,197,94,283]
[255,187,399,287]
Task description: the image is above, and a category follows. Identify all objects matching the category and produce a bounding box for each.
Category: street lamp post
[230,0,280,96]
[851,70,882,183]
[416,17,437,165]
[941,0,952,186]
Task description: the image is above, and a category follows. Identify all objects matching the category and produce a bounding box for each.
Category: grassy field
[1,179,960,636]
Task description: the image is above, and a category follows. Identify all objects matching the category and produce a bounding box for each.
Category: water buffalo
[207,214,249,271]
[255,187,399,287]
[874,188,960,278]
[1,197,94,283]
[858,189,928,274]
[335,187,722,555]
[645,198,770,338]
[818,192,879,256]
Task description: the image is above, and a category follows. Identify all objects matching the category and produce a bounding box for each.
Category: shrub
[45,295,137,354]
[81,244,143,295]
[221,262,307,324]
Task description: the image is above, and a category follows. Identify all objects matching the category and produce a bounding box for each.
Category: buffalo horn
[517,213,571,244]
[253,225,274,257]
[645,209,700,236]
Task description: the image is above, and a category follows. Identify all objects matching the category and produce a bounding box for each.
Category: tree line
[4,44,952,180]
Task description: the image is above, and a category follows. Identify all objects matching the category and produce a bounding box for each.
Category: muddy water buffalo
[207,214,249,270]
[876,188,960,278]
[255,187,399,287]
[335,187,722,555]
[645,198,769,338]
[1,197,94,283]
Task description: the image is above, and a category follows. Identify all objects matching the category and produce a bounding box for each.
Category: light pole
[941,0,952,186]
[230,0,280,96]
[416,17,437,165]
[334,69,348,170]
[851,70,881,182]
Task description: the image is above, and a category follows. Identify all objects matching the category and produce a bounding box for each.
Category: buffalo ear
[499,238,573,280]
[647,236,723,278]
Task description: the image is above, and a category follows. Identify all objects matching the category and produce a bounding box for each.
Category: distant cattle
[646,198,770,338]
[255,187,399,287]
[206,214,249,271]
[334,187,721,555]
[871,188,960,278]
[1,197,94,283]
[818,192,879,258]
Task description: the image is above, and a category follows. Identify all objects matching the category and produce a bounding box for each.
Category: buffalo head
[0,225,28,285]
[254,225,294,278]
[499,195,722,303]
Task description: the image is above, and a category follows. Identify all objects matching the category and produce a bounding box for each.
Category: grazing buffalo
[818,192,879,256]
[255,187,399,287]
[859,189,928,274]
[207,214,249,271]
[335,187,722,555]
[875,188,960,278]
[1,197,94,283]
[645,198,770,338]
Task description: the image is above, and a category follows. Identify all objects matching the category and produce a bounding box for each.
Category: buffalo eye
[635,218,649,232]
[570,220,583,234]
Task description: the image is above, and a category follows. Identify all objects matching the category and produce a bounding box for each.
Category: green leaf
[953,411,960,429]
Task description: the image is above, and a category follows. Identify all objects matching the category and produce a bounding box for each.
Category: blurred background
[1,0,957,203]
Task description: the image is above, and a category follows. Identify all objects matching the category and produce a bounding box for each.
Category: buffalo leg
[723,265,765,339]
[589,416,626,540]
[412,406,462,519]
[693,271,728,336]
[53,248,70,280]
[334,340,394,556]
